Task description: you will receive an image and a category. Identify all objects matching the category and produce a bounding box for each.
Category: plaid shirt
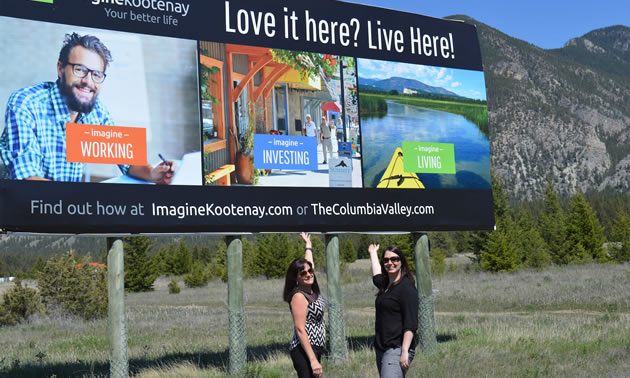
[0,81,129,181]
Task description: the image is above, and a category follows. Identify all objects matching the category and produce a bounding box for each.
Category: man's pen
[158,153,173,169]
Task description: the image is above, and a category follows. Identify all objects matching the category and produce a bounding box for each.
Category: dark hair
[282,258,320,303]
[377,246,415,295]
[58,33,113,69]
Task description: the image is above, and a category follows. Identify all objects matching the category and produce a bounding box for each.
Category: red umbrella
[321,102,341,112]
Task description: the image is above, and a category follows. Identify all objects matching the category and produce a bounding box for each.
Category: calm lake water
[361,100,491,189]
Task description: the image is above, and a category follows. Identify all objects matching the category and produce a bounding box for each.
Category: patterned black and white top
[289,288,326,351]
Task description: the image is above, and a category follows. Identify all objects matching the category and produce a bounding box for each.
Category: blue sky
[357,59,487,100]
[344,0,629,49]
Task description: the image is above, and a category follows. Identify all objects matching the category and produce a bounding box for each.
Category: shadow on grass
[2,334,456,376]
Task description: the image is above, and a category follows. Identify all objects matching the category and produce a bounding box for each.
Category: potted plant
[234,102,265,185]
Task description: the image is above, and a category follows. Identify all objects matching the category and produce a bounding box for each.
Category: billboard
[0,0,494,233]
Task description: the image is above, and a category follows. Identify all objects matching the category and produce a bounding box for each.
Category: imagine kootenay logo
[91,0,190,17]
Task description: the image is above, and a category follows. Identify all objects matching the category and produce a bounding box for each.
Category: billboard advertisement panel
[0,0,494,233]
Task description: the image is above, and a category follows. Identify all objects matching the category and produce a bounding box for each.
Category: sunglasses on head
[299,268,314,277]
[382,256,401,264]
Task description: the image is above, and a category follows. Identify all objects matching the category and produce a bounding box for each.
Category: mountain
[448,16,630,199]
[360,76,461,97]
[553,26,630,79]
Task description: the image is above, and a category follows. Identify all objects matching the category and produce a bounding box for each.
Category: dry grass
[1,261,629,377]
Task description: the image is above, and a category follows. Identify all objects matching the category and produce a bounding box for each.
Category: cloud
[451,82,462,88]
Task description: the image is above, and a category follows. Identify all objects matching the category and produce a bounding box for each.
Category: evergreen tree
[29,256,46,278]
[564,192,606,263]
[207,240,227,281]
[183,263,210,288]
[477,174,522,271]
[611,209,630,262]
[0,280,43,326]
[191,245,212,265]
[515,210,552,269]
[471,173,509,259]
[539,178,568,264]
[254,234,301,278]
[123,236,158,292]
[429,232,456,256]
[341,239,357,263]
[480,224,520,272]
[38,252,108,320]
[356,234,375,259]
[161,241,193,276]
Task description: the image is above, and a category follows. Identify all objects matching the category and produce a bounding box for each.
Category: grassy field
[1,258,629,377]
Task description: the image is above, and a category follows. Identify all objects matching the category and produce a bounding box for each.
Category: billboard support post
[226,235,246,374]
[325,233,348,364]
[106,237,129,378]
[413,232,438,355]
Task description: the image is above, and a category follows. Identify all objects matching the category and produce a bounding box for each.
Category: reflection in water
[361,101,491,189]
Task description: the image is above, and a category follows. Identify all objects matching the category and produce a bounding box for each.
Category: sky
[357,59,487,100]
[344,0,629,49]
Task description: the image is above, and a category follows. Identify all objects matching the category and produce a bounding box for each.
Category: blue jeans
[375,347,415,378]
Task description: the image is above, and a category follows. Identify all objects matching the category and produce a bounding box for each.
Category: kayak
[376,147,425,189]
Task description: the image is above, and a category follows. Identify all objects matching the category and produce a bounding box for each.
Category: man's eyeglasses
[382,256,401,264]
[67,63,107,83]
[299,268,314,277]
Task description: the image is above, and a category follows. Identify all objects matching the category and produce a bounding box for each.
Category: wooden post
[226,235,246,374]
[325,233,348,364]
[413,233,438,355]
[106,237,129,378]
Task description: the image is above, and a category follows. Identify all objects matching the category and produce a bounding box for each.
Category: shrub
[124,236,158,292]
[183,263,210,288]
[38,252,108,320]
[168,279,181,294]
[341,240,357,263]
[431,247,447,276]
[0,280,43,326]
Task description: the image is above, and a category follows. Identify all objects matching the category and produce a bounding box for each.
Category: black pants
[290,344,323,378]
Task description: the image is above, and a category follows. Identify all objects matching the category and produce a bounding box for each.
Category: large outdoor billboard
[0,0,494,233]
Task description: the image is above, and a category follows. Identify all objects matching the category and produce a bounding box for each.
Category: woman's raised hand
[300,232,312,248]
[368,244,380,254]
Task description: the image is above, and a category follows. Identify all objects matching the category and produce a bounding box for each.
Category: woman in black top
[369,244,418,377]
[283,232,326,378]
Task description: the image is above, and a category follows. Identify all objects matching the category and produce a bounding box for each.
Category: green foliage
[564,192,607,263]
[539,179,569,264]
[0,280,43,326]
[515,210,552,269]
[480,224,520,272]
[191,245,212,265]
[168,279,181,294]
[386,234,415,271]
[38,252,107,320]
[270,50,338,79]
[206,240,227,282]
[429,232,457,257]
[611,209,630,262]
[341,240,357,263]
[253,234,302,278]
[124,236,158,292]
[183,263,210,288]
[28,256,46,279]
[430,247,447,276]
[359,94,387,116]
[159,241,192,276]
